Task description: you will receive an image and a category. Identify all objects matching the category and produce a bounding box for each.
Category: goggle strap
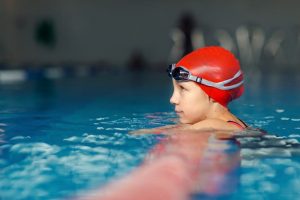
[201,78,243,90]
[219,80,244,90]
[189,74,199,82]
[215,70,242,85]
[168,64,243,90]
[201,79,218,87]
[196,77,202,83]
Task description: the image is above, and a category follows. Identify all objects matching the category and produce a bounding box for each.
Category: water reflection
[234,131,300,198]
[239,134,300,158]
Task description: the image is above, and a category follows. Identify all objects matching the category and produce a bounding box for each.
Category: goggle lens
[167,65,190,81]
[172,67,189,81]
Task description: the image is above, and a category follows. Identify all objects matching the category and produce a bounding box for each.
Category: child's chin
[179,117,196,125]
[179,118,189,124]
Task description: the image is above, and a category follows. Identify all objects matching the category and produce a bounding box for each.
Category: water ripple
[10,142,60,156]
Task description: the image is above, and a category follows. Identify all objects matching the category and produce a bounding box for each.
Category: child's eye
[180,86,187,91]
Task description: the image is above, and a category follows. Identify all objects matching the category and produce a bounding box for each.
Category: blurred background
[1,0,300,78]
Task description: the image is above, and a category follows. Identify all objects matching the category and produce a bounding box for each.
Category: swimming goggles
[167,64,243,90]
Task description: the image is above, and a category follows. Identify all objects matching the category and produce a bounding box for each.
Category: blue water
[0,71,299,200]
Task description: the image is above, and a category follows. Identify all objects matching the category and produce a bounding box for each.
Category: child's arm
[129,124,187,135]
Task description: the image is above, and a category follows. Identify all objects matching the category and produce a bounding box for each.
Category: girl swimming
[132,46,247,135]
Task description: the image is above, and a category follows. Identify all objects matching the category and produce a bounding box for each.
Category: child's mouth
[176,111,183,115]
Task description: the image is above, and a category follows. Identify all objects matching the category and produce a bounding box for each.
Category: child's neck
[206,103,230,122]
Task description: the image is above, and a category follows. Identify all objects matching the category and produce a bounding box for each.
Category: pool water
[0,70,299,200]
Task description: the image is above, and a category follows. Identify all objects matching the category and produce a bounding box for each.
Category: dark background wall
[1,0,300,71]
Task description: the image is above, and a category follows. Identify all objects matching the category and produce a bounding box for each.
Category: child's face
[170,80,212,124]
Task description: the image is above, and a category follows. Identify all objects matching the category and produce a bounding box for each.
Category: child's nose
[170,92,179,105]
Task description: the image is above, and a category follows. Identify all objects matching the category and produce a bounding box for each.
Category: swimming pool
[0,70,299,200]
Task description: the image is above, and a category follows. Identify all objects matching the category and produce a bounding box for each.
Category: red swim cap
[176,46,244,107]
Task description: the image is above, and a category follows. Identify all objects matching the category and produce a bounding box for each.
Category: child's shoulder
[191,118,240,131]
